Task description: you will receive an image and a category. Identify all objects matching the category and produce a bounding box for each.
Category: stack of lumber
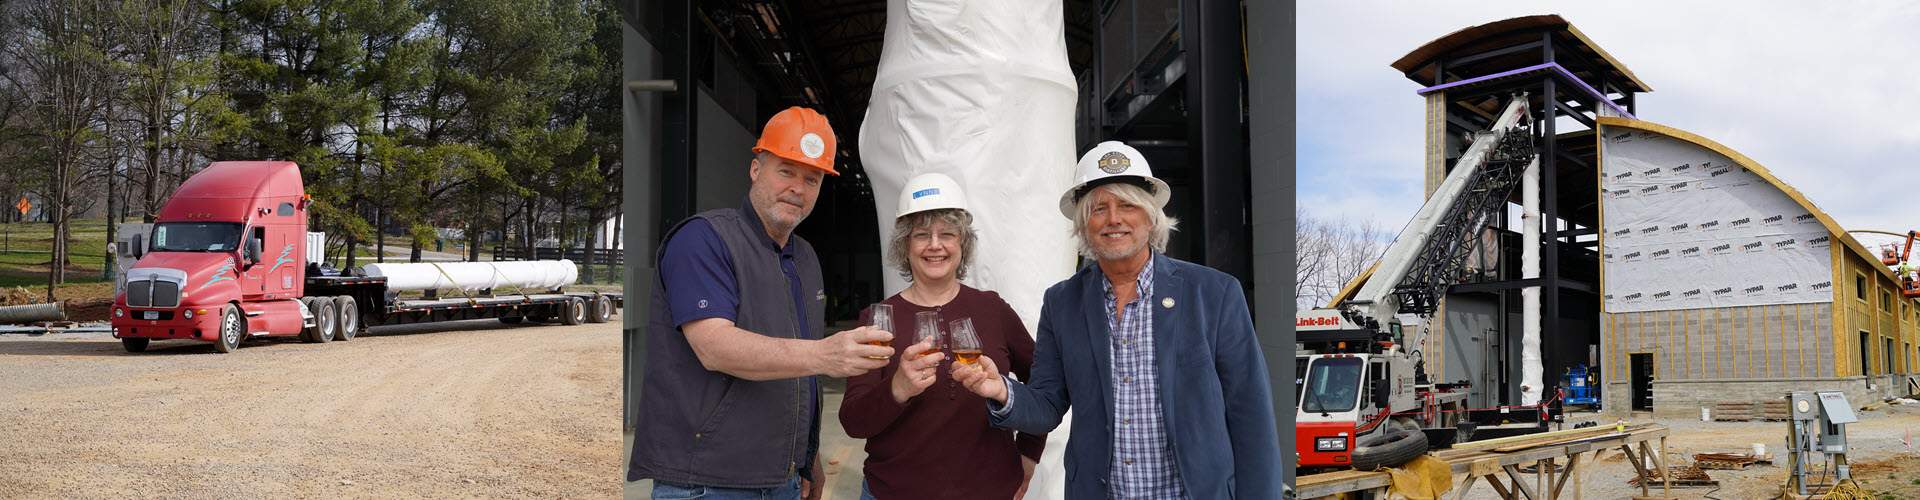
[1759,398,1792,420]
[1441,423,1649,455]
[1628,465,1716,487]
[1692,452,1771,470]
[1712,400,1754,421]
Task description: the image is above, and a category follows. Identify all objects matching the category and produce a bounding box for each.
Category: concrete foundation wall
[1602,304,1835,385]
[1604,374,1920,419]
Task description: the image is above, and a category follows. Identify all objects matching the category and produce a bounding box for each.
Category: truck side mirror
[129,234,144,259]
[1372,379,1392,409]
[245,238,262,264]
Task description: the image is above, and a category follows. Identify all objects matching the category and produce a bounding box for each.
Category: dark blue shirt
[658,202,819,464]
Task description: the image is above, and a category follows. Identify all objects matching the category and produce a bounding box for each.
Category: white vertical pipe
[1521,158,1544,405]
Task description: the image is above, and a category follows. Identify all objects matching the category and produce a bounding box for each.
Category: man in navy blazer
[954,141,1282,499]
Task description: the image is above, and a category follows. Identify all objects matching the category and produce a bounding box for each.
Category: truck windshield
[1301,357,1363,413]
[1295,356,1309,406]
[152,222,242,252]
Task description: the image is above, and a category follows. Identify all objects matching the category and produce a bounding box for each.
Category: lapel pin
[1161,297,1174,308]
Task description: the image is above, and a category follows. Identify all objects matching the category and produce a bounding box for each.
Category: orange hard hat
[752,106,838,175]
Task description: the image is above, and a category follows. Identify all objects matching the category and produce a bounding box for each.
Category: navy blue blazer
[991,253,1282,499]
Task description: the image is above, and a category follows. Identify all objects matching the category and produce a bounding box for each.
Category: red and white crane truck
[1296,95,1560,471]
[111,161,620,353]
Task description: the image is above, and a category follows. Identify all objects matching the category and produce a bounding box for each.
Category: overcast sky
[1298,2,1920,252]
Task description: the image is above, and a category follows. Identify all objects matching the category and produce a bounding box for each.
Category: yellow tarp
[1386,455,1454,500]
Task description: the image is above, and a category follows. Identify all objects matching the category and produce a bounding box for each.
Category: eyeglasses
[908,231,960,244]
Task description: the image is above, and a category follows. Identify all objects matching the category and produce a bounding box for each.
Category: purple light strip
[1415,62,1637,120]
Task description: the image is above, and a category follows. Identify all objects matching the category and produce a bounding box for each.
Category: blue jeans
[859,479,877,500]
[652,475,802,500]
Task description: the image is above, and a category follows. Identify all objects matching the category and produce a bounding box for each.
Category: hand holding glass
[914,311,942,357]
[864,304,894,359]
[949,317,982,368]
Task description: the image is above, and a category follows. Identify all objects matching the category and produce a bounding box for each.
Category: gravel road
[0,318,621,499]
[1443,405,1920,499]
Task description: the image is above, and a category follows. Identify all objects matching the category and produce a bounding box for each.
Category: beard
[751,185,812,230]
[1088,225,1150,261]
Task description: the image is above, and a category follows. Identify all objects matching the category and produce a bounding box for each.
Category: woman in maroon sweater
[841,174,1045,499]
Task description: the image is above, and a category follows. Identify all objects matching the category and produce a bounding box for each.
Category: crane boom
[1344,94,1537,334]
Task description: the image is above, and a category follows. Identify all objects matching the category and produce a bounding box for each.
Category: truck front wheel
[121,337,149,352]
[214,305,245,353]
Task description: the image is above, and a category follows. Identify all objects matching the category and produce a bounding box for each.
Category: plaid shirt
[1103,258,1184,499]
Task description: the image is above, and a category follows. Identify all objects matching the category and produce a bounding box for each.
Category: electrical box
[1817,391,1857,424]
[1786,390,1853,494]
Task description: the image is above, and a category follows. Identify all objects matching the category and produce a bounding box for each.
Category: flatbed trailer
[110,161,621,353]
[305,274,623,334]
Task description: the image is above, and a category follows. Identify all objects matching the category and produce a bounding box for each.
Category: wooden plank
[1472,457,1504,477]
[1486,473,1516,500]
[1296,470,1391,499]
[1450,424,1649,453]
[1552,452,1582,497]
[1493,432,1630,453]
[1502,464,1540,500]
[1619,444,1652,496]
[1450,475,1480,500]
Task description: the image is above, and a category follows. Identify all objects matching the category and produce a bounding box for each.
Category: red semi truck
[112,161,620,353]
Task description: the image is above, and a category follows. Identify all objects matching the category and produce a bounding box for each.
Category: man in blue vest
[954,141,1283,499]
[631,107,895,500]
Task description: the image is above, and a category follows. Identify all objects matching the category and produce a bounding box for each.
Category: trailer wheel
[305,298,336,343]
[562,297,587,325]
[121,337,149,352]
[586,295,614,323]
[214,305,245,353]
[333,296,359,340]
[1350,419,1429,471]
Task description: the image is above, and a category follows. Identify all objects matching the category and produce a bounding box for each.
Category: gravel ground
[1441,404,1920,499]
[0,317,621,499]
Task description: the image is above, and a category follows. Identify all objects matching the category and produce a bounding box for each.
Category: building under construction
[1353,15,1917,419]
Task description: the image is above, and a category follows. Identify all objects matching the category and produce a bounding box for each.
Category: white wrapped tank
[361,260,578,292]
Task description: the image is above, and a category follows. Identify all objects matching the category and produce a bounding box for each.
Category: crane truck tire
[121,337,149,352]
[587,295,614,323]
[215,305,245,353]
[561,297,587,326]
[334,296,359,340]
[299,297,337,343]
[1350,418,1429,471]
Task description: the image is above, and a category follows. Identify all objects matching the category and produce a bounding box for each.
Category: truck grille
[126,280,181,308]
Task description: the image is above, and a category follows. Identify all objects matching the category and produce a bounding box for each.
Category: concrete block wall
[1604,375,1920,419]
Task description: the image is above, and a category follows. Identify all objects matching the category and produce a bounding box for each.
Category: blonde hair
[1069,182,1177,260]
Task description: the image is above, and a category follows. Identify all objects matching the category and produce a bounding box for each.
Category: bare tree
[3,0,115,299]
[112,0,221,223]
[1296,206,1390,310]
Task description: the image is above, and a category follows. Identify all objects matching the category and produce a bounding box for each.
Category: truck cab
[113,161,313,352]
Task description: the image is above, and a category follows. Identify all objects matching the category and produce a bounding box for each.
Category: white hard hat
[1058,141,1170,218]
[897,172,968,219]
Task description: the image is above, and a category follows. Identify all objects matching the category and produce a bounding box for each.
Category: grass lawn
[0,219,116,300]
